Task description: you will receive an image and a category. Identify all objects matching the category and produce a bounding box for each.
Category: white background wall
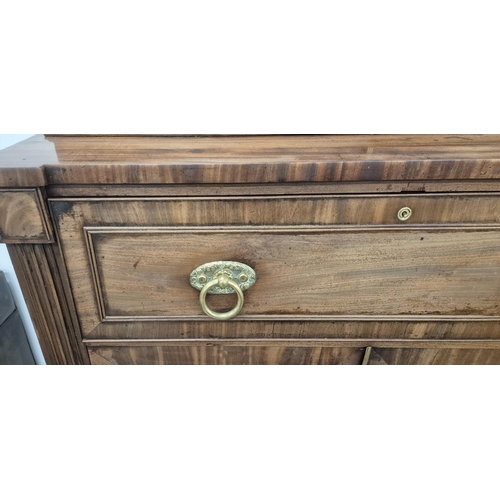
[0,134,45,364]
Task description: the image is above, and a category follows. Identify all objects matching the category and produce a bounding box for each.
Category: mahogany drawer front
[86,343,500,365]
[51,194,500,226]
[51,195,500,341]
[87,344,365,365]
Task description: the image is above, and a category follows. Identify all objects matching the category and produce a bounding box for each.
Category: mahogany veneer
[2,135,500,364]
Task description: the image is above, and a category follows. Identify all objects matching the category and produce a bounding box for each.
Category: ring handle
[199,276,244,320]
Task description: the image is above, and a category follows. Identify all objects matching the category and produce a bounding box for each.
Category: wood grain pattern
[5,135,500,364]
[87,320,500,341]
[7,244,89,364]
[0,135,49,187]
[88,228,500,319]
[83,339,500,349]
[368,347,500,365]
[87,340,500,364]
[51,196,500,340]
[3,134,500,187]
[0,189,53,243]
[45,180,500,198]
[53,194,500,226]
[88,344,365,365]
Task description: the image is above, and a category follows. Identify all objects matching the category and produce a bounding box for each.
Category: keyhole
[397,207,412,221]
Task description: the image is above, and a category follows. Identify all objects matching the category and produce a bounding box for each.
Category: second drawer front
[367,348,500,365]
[87,345,365,365]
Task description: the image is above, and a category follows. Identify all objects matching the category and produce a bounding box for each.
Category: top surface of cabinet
[2,134,500,187]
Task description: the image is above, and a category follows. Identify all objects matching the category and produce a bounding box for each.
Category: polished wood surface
[87,340,500,365]
[90,229,500,318]
[52,194,500,225]
[83,339,500,349]
[3,135,500,364]
[0,189,53,243]
[52,196,500,341]
[45,180,500,198]
[0,135,49,187]
[86,321,500,341]
[2,134,500,186]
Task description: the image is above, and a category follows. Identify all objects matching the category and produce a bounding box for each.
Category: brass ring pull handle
[190,261,257,321]
[200,277,244,320]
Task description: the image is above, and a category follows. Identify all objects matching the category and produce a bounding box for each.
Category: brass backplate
[190,261,257,294]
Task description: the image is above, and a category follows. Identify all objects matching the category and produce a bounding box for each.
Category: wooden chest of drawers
[2,134,500,364]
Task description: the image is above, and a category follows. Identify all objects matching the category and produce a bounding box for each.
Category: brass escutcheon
[397,207,412,221]
[189,261,257,320]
